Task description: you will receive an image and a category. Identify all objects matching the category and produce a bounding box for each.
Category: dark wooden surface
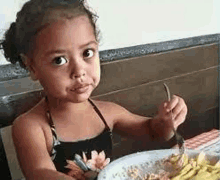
[94,43,218,96]
[0,131,12,180]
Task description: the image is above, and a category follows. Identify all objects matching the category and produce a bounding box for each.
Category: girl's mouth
[71,84,90,94]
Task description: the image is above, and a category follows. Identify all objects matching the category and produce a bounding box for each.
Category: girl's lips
[71,84,90,94]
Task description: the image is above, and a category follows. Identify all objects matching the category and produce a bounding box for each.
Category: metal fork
[163,83,185,155]
[74,154,98,179]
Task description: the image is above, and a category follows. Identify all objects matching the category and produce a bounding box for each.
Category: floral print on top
[46,98,113,174]
[65,150,111,178]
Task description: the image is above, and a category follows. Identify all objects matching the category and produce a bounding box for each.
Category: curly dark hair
[0,0,99,69]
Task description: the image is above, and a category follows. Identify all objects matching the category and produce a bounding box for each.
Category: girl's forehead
[37,15,92,36]
[32,15,97,57]
[34,15,93,45]
[42,8,84,25]
[38,8,86,33]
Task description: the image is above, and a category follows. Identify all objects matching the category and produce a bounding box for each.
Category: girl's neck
[45,95,91,114]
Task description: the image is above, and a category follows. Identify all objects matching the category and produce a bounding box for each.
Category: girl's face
[30,15,100,103]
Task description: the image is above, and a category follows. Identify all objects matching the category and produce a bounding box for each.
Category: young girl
[1,0,187,179]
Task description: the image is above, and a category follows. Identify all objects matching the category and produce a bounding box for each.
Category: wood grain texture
[93,67,218,118]
[0,76,42,97]
[93,43,218,96]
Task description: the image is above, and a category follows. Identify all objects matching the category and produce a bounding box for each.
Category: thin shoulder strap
[45,97,58,138]
[46,110,59,138]
[45,107,61,159]
[88,98,111,131]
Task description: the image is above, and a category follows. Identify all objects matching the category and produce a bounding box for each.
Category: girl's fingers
[160,95,182,114]
[158,101,169,117]
[67,169,85,179]
[173,108,187,128]
[167,96,187,117]
[65,160,86,179]
[157,95,187,129]
[166,95,179,111]
[77,174,86,180]
[171,98,186,119]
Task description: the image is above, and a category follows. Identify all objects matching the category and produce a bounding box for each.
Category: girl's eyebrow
[45,49,66,56]
[79,41,98,49]
[45,41,98,56]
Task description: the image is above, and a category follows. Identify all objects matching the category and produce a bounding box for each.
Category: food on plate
[127,152,220,180]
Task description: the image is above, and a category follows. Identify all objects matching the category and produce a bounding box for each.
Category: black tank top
[46,98,113,173]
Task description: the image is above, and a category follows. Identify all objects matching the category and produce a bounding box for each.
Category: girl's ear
[28,68,38,81]
[20,53,38,81]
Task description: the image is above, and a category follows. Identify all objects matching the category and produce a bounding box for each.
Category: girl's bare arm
[108,95,187,142]
[12,116,75,180]
[108,102,153,140]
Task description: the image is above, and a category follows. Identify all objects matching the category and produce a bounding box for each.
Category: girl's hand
[65,151,110,180]
[65,160,86,180]
[153,95,187,141]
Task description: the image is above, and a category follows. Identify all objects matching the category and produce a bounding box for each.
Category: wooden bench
[0,34,219,179]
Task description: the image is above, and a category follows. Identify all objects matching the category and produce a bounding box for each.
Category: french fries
[127,151,220,180]
[167,152,220,180]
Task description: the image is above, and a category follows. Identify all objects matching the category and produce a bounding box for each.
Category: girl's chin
[71,96,90,103]
[68,92,92,103]
[52,96,89,104]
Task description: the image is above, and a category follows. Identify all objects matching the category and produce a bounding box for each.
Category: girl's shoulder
[12,98,48,131]
[92,99,131,114]
[12,97,53,153]
[91,99,123,114]
[91,99,116,108]
[91,99,132,126]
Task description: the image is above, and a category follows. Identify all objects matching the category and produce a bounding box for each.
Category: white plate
[98,149,220,180]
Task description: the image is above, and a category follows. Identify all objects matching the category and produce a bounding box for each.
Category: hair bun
[1,22,25,68]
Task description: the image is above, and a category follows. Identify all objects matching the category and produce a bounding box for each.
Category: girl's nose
[74,72,86,79]
[70,60,86,80]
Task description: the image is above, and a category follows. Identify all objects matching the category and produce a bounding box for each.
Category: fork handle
[163,83,185,154]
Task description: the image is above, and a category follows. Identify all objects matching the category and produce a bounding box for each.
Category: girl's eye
[83,49,94,59]
[53,57,68,66]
